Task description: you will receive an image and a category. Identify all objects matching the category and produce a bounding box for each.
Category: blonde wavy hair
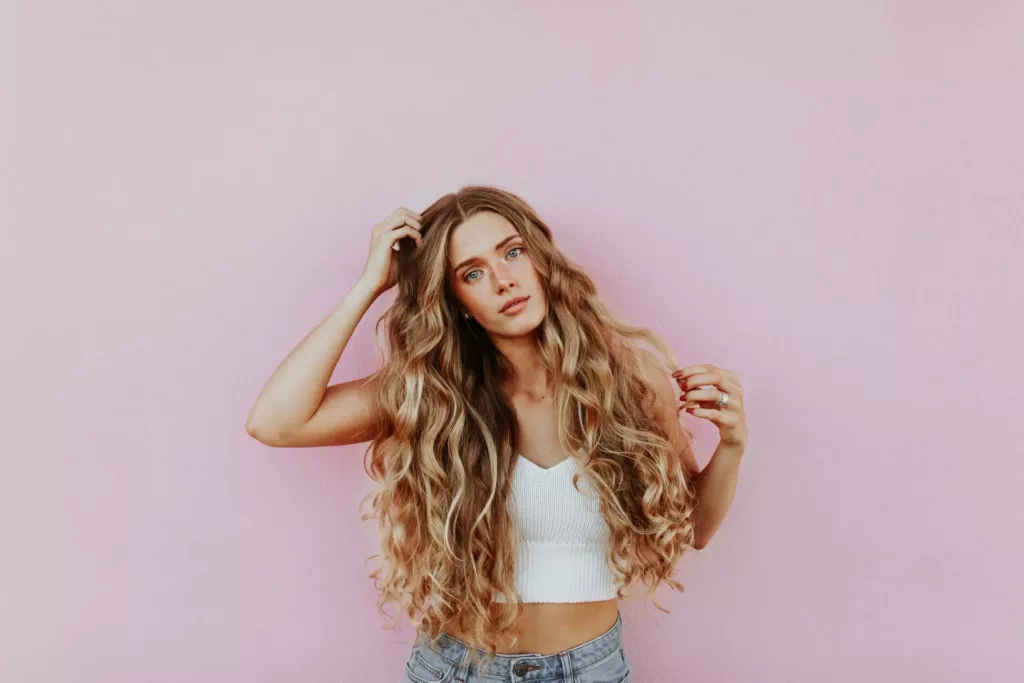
[360,185,697,667]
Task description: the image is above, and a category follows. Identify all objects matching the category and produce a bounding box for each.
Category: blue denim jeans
[402,612,631,683]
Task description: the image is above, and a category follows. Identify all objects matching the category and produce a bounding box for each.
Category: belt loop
[454,643,472,683]
[559,650,575,682]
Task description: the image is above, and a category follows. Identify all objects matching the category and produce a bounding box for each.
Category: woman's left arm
[640,354,749,549]
[674,364,748,549]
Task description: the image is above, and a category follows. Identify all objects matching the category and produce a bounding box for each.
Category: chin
[515,305,547,333]
[492,304,546,336]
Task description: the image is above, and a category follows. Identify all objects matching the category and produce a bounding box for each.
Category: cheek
[536,288,549,313]
[525,265,545,298]
[520,258,542,284]
[457,285,490,314]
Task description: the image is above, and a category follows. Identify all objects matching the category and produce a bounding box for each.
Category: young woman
[246,186,748,683]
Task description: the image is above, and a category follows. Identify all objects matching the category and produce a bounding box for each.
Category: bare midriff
[440,599,619,655]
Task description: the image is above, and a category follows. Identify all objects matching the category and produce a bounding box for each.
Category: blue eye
[462,246,524,283]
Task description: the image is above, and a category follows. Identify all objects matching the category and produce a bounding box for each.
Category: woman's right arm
[244,208,423,448]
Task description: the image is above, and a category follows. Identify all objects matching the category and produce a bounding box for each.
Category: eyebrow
[452,234,521,275]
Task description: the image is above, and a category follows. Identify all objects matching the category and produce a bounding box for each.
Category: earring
[463,312,471,319]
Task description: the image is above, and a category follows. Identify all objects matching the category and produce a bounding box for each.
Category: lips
[500,296,530,313]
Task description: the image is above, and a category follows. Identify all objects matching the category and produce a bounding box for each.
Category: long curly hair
[360,185,697,666]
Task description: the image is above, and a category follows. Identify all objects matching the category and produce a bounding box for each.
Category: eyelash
[463,246,524,283]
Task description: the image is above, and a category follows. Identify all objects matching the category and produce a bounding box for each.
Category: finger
[392,215,422,231]
[674,365,741,385]
[393,207,423,222]
[686,397,738,414]
[387,226,422,249]
[672,365,711,380]
[682,386,741,405]
[681,398,739,413]
[679,388,718,403]
[377,213,422,234]
[687,407,739,426]
[678,374,743,399]
[675,372,722,391]
[688,395,737,411]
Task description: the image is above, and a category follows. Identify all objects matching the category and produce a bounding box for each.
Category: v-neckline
[516,454,573,472]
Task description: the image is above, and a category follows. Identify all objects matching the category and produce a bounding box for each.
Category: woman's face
[447,211,547,337]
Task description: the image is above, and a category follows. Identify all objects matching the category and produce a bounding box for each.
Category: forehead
[447,211,520,266]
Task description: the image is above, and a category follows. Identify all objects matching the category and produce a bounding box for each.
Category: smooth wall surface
[3,2,1022,681]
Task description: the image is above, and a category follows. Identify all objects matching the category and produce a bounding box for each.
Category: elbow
[245,419,282,446]
[245,414,263,438]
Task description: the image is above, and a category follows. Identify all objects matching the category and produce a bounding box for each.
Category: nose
[493,262,517,293]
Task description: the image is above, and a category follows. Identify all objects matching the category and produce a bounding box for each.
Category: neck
[493,334,551,400]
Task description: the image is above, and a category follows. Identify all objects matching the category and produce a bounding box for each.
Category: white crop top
[496,454,619,603]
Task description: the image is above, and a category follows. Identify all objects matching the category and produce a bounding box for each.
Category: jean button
[513,662,529,676]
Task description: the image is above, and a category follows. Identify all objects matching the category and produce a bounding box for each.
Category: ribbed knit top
[497,454,619,603]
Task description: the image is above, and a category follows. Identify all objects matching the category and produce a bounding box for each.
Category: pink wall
[3,1,1022,681]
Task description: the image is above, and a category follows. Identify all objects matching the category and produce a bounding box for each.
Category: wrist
[351,277,382,301]
[715,441,746,459]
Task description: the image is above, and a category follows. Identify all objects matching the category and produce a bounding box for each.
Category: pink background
[3,1,1022,681]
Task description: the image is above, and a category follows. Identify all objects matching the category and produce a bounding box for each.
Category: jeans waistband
[422,611,623,681]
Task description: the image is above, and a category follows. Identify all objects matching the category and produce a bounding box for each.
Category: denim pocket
[404,642,456,683]
[575,646,631,683]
